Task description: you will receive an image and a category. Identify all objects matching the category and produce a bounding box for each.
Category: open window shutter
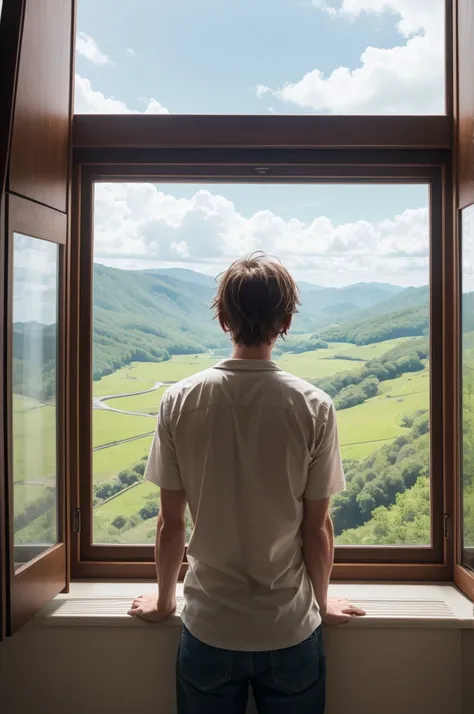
[458,0,474,212]
[2,0,75,636]
[0,0,27,644]
[455,0,474,601]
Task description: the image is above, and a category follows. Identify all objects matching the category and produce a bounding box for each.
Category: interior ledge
[36,582,474,629]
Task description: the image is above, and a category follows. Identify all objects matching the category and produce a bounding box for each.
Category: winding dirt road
[93,381,175,450]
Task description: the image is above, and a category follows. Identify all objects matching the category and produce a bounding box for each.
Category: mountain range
[13,263,474,396]
[91,264,429,379]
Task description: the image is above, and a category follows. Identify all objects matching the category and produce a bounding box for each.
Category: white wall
[0,623,466,714]
[462,630,474,714]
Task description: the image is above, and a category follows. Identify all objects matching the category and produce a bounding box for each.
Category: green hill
[319,287,474,346]
[321,304,429,345]
[92,263,227,379]
[91,264,411,379]
[354,285,429,321]
[319,284,430,345]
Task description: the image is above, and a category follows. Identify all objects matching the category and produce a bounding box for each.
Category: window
[4,194,67,632]
[12,234,59,569]
[71,153,449,579]
[91,180,432,547]
[461,204,474,573]
[74,0,447,116]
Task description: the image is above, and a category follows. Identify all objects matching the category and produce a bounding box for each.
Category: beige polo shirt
[146,359,345,651]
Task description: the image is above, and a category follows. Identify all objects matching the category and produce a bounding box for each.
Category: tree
[336,477,430,546]
[118,468,140,486]
[95,482,122,501]
[140,501,159,520]
[134,461,146,476]
[112,515,127,530]
[330,413,430,536]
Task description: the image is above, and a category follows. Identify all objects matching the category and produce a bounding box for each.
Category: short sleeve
[145,396,183,490]
[304,401,346,500]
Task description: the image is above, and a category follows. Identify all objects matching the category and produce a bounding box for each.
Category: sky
[74,0,445,288]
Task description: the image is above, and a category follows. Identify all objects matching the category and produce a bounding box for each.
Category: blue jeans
[176,625,326,714]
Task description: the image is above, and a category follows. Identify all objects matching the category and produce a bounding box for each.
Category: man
[129,254,365,713]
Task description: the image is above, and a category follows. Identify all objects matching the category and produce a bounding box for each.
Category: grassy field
[12,396,57,522]
[94,480,158,542]
[93,410,154,448]
[96,480,157,518]
[109,385,168,415]
[91,337,420,398]
[125,355,219,383]
[338,377,429,459]
[94,435,153,483]
[90,337,431,544]
[378,365,429,398]
[12,336,431,546]
[13,399,56,481]
[330,337,413,361]
[92,367,156,397]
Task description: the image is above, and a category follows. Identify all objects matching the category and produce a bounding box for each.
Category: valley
[13,263,474,553]
[90,336,431,545]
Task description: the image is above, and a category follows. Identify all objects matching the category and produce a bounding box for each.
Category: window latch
[73,508,81,534]
[443,513,451,539]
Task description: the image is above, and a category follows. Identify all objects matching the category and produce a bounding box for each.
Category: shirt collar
[213,359,282,372]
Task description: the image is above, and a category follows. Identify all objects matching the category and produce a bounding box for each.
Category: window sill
[37,582,474,629]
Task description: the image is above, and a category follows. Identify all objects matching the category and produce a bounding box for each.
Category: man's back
[146,358,345,650]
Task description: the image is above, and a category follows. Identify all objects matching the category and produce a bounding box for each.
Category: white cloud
[76,32,113,65]
[92,183,429,286]
[258,0,444,114]
[74,75,169,114]
[126,48,136,56]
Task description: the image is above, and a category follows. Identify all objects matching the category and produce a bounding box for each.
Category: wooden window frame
[452,0,474,601]
[454,203,474,601]
[4,193,68,634]
[68,0,458,584]
[69,137,456,582]
[0,0,27,644]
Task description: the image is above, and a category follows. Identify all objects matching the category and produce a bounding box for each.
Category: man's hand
[321,597,366,625]
[127,594,176,623]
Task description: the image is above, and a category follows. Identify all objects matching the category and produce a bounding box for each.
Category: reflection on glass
[13,233,59,569]
[92,182,431,546]
[462,206,474,572]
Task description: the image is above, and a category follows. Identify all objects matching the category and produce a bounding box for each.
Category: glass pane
[92,182,431,546]
[75,1,445,116]
[461,205,474,572]
[12,234,59,570]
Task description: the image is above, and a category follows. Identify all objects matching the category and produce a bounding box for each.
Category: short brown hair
[212,253,300,347]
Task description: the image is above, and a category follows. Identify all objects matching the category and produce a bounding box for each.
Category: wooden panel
[0,0,26,199]
[10,544,65,633]
[8,193,66,244]
[9,0,72,212]
[73,115,452,150]
[72,559,450,582]
[454,564,474,601]
[0,194,7,642]
[458,0,474,209]
[6,195,68,634]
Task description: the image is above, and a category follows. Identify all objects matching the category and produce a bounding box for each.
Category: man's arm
[129,394,187,622]
[303,401,365,624]
[155,488,186,611]
[128,489,186,621]
[302,498,365,624]
[301,498,333,616]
